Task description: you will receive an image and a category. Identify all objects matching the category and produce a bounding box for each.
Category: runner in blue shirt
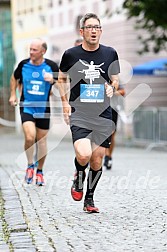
[9,38,59,186]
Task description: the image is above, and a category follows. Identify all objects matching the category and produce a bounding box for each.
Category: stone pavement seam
[0,165,37,252]
[0,188,11,252]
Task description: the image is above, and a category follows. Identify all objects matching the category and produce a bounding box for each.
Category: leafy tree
[122,0,167,54]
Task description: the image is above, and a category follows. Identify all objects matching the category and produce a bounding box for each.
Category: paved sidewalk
[0,129,167,252]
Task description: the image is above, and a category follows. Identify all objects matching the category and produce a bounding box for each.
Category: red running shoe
[71,171,86,201]
[36,172,44,186]
[83,198,99,213]
[25,167,34,184]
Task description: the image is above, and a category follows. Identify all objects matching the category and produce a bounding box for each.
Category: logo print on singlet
[78,59,105,84]
[32,72,40,78]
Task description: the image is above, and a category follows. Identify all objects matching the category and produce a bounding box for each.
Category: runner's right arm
[57,70,71,125]
[9,74,18,106]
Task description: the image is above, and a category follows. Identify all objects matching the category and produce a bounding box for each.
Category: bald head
[31,38,47,52]
[29,38,47,65]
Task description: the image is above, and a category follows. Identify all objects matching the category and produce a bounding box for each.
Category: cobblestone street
[0,129,167,252]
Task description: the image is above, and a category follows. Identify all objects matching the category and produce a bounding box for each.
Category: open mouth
[91,35,96,40]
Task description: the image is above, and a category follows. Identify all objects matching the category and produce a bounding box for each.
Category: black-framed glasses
[82,25,102,31]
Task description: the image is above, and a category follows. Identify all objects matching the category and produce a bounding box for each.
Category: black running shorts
[70,125,111,148]
[20,112,50,130]
[112,109,118,129]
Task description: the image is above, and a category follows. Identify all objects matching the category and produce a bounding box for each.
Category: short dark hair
[80,13,101,28]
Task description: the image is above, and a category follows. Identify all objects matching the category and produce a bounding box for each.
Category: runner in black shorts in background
[57,13,120,213]
[104,85,125,169]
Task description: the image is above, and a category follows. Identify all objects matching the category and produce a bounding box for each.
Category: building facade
[0,0,15,122]
[11,0,49,63]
